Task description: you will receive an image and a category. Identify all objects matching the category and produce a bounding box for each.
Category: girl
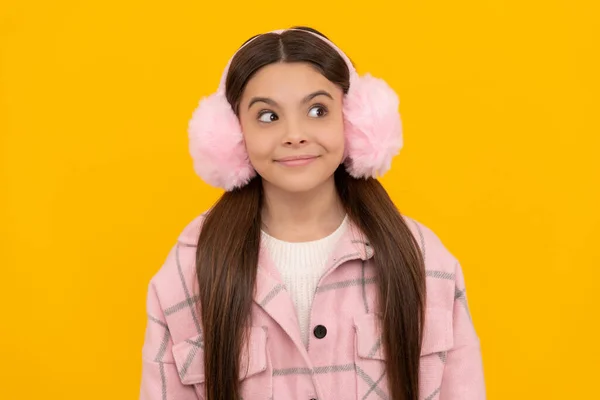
[140,27,485,400]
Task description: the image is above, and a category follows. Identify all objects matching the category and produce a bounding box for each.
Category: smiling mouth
[275,155,319,167]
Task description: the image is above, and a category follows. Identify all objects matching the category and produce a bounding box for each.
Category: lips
[275,155,319,167]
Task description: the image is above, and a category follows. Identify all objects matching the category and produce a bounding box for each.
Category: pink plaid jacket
[140,213,485,400]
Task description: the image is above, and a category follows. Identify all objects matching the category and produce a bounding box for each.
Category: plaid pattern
[140,213,485,399]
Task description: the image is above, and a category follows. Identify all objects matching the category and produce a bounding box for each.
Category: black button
[313,325,327,339]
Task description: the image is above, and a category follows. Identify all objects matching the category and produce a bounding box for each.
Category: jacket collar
[255,217,373,282]
[177,213,374,358]
[176,213,374,265]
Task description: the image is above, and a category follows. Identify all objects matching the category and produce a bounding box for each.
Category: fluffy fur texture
[342,73,403,179]
[188,92,256,191]
[187,29,404,191]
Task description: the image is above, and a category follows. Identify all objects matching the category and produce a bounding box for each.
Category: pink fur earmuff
[188,29,403,191]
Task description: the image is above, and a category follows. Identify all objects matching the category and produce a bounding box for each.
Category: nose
[282,118,308,147]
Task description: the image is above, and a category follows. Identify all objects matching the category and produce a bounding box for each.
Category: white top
[261,215,349,347]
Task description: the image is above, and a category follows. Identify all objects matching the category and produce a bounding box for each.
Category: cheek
[317,116,346,155]
[241,126,275,163]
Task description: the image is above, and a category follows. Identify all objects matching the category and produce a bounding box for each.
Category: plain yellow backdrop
[1,0,598,399]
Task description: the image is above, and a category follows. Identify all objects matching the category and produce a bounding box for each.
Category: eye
[258,111,278,123]
[308,104,328,118]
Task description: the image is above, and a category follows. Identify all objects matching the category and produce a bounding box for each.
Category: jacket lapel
[252,219,375,355]
[254,241,306,353]
[320,219,374,282]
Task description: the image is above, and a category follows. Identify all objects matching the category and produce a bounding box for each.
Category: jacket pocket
[353,313,388,400]
[172,326,272,399]
[353,308,454,400]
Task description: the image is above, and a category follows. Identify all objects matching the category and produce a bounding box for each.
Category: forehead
[241,62,342,103]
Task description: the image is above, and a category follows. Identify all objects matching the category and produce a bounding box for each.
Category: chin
[265,174,334,194]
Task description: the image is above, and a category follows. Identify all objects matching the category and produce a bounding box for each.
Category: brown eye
[258,111,278,123]
[308,105,328,118]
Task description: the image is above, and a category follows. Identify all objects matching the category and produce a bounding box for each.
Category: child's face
[238,62,345,194]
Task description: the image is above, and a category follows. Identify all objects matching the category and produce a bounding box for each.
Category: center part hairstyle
[189,27,426,400]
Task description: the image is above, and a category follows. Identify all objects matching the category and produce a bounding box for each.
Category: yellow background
[1,1,598,399]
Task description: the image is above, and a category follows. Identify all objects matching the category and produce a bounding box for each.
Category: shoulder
[150,211,207,286]
[401,214,459,269]
[145,212,209,337]
[175,211,209,247]
[401,214,462,306]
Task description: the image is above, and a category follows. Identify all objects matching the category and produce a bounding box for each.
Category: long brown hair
[196,27,426,400]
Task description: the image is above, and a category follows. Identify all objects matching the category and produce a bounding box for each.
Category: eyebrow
[247,90,333,110]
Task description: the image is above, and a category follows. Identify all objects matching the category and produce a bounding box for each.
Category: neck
[261,178,346,242]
